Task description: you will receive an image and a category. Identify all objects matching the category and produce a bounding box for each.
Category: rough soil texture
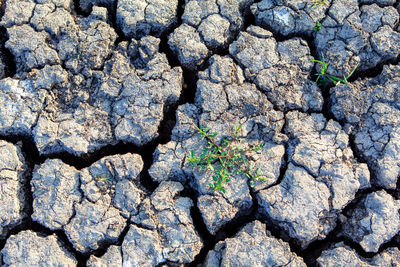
[0,0,399,266]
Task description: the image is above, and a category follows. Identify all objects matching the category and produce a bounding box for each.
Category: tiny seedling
[187,124,267,193]
[311,53,359,86]
[313,21,322,31]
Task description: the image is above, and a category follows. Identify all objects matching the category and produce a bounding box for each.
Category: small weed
[187,124,267,193]
[313,21,322,31]
[311,0,328,7]
[311,53,359,86]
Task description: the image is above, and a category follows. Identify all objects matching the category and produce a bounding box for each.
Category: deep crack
[0,0,16,78]
[183,184,261,266]
[158,0,185,68]
[89,219,131,259]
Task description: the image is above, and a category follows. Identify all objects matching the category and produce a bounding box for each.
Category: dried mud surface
[0,0,400,266]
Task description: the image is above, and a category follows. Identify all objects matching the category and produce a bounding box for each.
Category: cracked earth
[0,0,400,266]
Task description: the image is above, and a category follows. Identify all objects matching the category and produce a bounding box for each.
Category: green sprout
[187,124,267,193]
[311,53,359,87]
[313,21,322,31]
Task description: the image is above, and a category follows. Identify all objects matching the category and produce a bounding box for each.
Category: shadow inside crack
[89,220,131,259]
[0,24,16,78]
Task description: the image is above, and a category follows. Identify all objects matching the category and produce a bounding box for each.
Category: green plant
[311,53,359,86]
[187,124,267,193]
[313,21,322,31]
[311,0,328,7]
[95,174,112,184]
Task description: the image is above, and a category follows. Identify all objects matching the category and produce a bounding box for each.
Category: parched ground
[0,0,399,266]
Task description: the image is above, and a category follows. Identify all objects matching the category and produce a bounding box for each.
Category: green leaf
[345,63,359,80]
[249,180,255,187]
[328,75,345,82]
[313,21,322,31]
[327,76,344,86]
[310,59,323,64]
[234,124,243,134]
[208,163,214,171]
[200,147,209,158]
[189,161,197,167]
